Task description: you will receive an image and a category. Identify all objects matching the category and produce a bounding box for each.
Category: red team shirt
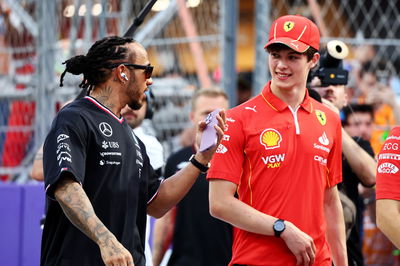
[207,82,342,266]
[376,126,400,200]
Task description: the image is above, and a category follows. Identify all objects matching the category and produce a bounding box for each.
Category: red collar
[260,81,313,113]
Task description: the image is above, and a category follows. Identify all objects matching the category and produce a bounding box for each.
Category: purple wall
[0,183,45,266]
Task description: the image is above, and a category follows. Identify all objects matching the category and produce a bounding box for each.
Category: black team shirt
[340,137,375,266]
[41,96,161,266]
[164,146,232,266]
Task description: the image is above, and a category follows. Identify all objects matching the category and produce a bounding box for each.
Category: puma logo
[245,106,257,112]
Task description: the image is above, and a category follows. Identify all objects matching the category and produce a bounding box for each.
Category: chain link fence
[1,0,400,181]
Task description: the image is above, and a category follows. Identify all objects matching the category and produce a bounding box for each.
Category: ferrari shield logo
[316,110,327,126]
[284,21,295,32]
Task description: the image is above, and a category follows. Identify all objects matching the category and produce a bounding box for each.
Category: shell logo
[260,129,282,150]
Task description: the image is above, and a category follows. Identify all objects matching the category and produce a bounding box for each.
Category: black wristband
[189,154,210,173]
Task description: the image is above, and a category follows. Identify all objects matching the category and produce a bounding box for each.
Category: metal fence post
[221,0,238,107]
[253,0,270,95]
[36,0,57,150]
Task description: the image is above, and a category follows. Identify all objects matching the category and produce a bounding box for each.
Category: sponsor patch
[216,144,228,154]
[315,110,327,126]
[244,106,257,112]
[223,135,230,141]
[99,122,113,137]
[100,152,122,157]
[314,155,327,165]
[99,160,121,166]
[318,132,329,146]
[386,135,400,140]
[226,117,236,123]
[260,129,282,150]
[58,156,71,165]
[101,141,119,149]
[313,143,330,153]
[57,151,71,161]
[261,153,285,168]
[378,153,400,160]
[283,21,295,32]
[57,134,69,143]
[56,143,71,153]
[383,142,399,151]
[377,162,399,174]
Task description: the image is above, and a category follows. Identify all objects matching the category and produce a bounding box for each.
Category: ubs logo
[99,122,113,137]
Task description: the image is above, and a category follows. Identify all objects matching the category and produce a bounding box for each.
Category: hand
[321,98,340,115]
[99,235,135,266]
[365,83,396,107]
[281,221,316,266]
[194,109,226,164]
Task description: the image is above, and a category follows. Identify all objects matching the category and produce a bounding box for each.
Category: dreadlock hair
[59,36,136,93]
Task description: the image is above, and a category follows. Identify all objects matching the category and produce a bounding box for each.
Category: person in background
[121,90,164,175]
[311,41,376,265]
[357,61,400,154]
[152,87,231,266]
[121,90,164,266]
[207,15,347,266]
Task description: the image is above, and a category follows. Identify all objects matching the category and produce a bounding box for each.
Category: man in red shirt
[376,126,400,248]
[207,15,347,266]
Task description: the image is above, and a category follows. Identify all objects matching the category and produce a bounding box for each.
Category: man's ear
[343,90,349,107]
[116,65,128,82]
[189,111,195,124]
[311,52,320,68]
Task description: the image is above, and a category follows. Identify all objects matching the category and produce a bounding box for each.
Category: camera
[312,40,349,86]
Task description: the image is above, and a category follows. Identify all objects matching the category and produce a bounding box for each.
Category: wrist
[97,231,116,246]
[280,220,292,241]
[273,219,286,237]
[194,152,209,165]
[189,154,210,173]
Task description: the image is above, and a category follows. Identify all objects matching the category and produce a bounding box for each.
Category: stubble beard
[128,100,142,111]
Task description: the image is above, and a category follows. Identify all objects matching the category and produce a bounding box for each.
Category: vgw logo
[261,154,285,168]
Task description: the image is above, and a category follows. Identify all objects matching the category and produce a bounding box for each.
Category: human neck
[270,82,306,109]
[90,83,123,116]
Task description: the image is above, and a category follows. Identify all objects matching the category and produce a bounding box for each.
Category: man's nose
[277,59,288,69]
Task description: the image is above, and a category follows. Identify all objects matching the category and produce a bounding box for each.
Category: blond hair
[191,87,229,111]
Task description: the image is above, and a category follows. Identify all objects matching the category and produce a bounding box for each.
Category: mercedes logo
[99,122,113,137]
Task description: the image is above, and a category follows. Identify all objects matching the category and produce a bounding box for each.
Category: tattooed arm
[54,174,134,266]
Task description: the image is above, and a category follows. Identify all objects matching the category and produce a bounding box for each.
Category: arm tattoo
[55,178,117,248]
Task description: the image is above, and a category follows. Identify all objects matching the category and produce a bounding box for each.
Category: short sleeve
[207,111,246,184]
[139,142,162,204]
[43,110,87,199]
[327,119,342,188]
[376,127,400,200]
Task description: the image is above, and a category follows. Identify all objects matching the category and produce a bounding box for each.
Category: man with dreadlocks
[40,36,226,266]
